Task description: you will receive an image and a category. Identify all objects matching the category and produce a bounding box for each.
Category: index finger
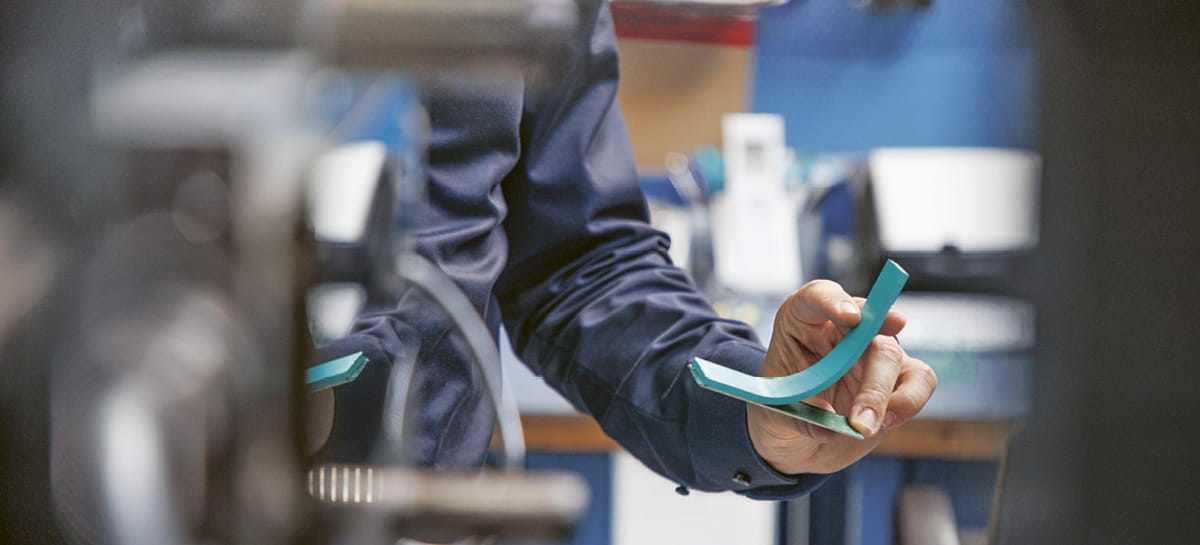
[784,279,863,329]
[783,282,909,334]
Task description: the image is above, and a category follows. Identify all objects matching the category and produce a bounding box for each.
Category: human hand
[747,279,937,475]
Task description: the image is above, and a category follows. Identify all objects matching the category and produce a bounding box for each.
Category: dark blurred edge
[2,0,113,543]
[0,235,66,544]
[995,1,1200,544]
[2,0,579,542]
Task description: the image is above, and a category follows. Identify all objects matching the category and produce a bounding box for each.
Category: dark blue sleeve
[320,0,829,498]
[492,0,829,499]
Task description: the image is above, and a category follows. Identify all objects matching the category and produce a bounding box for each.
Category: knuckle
[920,363,939,391]
[870,336,905,361]
[908,381,933,408]
[802,278,839,292]
[773,305,789,327]
[909,358,937,389]
[893,365,937,412]
[857,384,891,406]
[786,279,844,322]
[895,389,924,413]
[796,279,838,301]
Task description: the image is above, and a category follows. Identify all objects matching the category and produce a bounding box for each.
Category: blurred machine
[867,148,1040,420]
[869,148,1040,294]
[3,1,589,544]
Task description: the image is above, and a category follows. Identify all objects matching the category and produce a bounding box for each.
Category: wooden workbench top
[510,414,1018,461]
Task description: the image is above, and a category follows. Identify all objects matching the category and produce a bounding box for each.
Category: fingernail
[853,406,878,435]
[883,411,898,429]
[839,301,860,317]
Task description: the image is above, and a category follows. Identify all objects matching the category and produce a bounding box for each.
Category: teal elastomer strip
[761,401,864,439]
[305,351,368,392]
[689,259,908,406]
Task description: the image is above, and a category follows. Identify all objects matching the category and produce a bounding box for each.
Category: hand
[747,279,937,475]
[307,388,335,454]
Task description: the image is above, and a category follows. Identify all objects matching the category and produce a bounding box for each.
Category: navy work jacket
[317,0,829,500]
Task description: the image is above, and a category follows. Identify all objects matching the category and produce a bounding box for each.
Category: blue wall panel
[853,458,908,545]
[752,0,1037,152]
[525,452,612,545]
[911,459,999,530]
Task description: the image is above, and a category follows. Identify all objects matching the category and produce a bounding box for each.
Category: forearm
[500,232,830,498]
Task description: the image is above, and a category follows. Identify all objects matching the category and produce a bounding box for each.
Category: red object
[610,2,757,46]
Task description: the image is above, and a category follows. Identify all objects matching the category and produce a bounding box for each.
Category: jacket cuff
[316,334,388,367]
[686,340,832,500]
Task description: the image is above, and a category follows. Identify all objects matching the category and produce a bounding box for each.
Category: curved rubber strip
[306,351,368,392]
[688,259,908,406]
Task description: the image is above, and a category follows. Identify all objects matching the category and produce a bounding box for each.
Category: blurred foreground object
[3,0,587,544]
[992,1,1200,543]
[0,195,61,544]
[309,465,587,543]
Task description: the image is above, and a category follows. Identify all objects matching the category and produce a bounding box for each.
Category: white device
[711,113,802,295]
[869,147,1041,254]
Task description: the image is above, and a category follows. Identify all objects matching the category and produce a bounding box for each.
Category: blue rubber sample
[306,351,368,392]
[688,259,908,406]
